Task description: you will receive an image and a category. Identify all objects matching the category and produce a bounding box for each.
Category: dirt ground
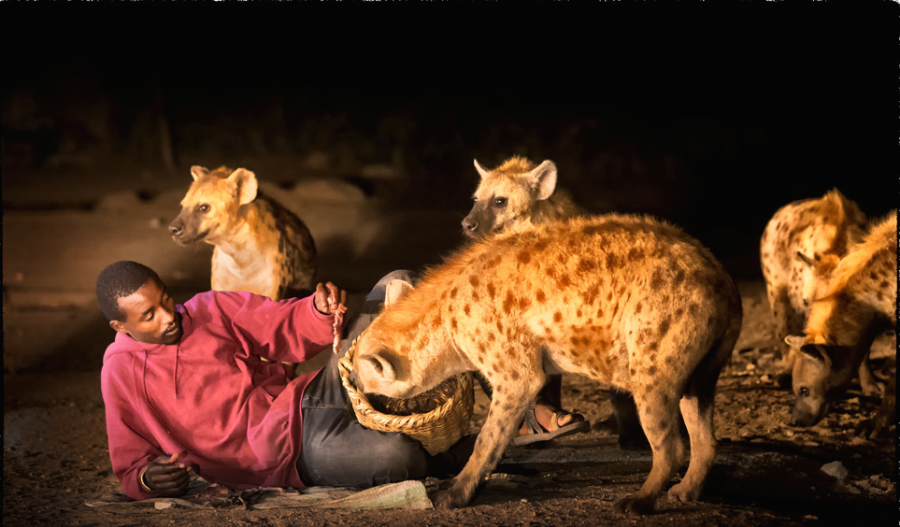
[3,171,897,527]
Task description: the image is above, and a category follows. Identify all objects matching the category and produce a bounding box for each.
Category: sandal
[512,406,591,447]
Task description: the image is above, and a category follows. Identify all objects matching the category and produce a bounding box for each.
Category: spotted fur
[785,211,897,426]
[759,189,866,381]
[168,166,316,299]
[353,214,743,514]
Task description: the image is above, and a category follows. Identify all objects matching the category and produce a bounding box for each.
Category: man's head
[96,261,183,345]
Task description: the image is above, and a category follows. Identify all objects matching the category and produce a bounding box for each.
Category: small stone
[520,498,528,503]
[821,461,849,482]
[745,363,757,371]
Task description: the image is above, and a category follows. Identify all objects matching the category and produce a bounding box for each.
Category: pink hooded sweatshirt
[100,290,334,500]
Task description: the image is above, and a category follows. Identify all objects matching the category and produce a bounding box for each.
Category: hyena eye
[799,387,809,397]
[197,204,210,214]
[493,197,507,208]
[472,197,478,203]
[803,299,809,307]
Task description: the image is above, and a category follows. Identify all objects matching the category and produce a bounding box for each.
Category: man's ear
[360,350,397,384]
[385,279,415,308]
[109,319,129,335]
[190,166,210,181]
[528,160,557,201]
[227,168,259,205]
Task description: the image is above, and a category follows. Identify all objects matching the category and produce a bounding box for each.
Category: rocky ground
[3,167,897,527]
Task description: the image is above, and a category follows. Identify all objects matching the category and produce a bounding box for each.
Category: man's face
[110,279,183,345]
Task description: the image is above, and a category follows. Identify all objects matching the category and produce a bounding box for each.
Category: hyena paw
[613,496,656,515]
[432,483,474,510]
[667,481,701,503]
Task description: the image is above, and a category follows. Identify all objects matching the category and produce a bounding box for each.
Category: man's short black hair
[96,261,162,321]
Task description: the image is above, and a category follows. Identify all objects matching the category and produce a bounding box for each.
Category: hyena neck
[207,204,265,253]
[530,189,578,226]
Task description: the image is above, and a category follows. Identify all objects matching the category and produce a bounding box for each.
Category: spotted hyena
[784,211,896,427]
[353,214,743,513]
[462,156,649,449]
[760,189,866,384]
[168,166,316,300]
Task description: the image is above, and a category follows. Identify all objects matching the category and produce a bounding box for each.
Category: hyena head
[461,157,557,240]
[168,166,259,245]
[353,324,418,399]
[796,252,841,308]
[785,335,855,427]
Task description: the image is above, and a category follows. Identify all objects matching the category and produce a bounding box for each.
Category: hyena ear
[799,343,831,364]
[795,252,816,267]
[784,335,806,349]
[528,160,557,201]
[473,159,491,180]
[227,168,259,205]
[360,350,397,383]
[190,166,210,181]
[384,279,415,308]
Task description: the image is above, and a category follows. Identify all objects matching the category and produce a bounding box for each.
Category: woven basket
[337,335,474,456]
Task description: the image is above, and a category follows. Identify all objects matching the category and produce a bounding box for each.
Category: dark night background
[2,4,898,282]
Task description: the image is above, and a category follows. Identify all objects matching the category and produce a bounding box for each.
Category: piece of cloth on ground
[84,476,434,511]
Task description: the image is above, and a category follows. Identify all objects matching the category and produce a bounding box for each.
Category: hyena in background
[785,211,897,427]
[353,214,743,514]
[461,156,581,238]
[462,156,648,450]
[168,166,317,300]
[760,189,866,385]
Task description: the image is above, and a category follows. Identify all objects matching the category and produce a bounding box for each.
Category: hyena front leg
[432,361,544,509]
[614,384,685,515]
[769,285,797,387]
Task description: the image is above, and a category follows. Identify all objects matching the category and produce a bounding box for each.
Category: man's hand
[313,282,349,352]
[313,282,347,315]
[142,453,191,496]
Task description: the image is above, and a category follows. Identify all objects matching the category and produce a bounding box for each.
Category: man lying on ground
[96,261,472,500]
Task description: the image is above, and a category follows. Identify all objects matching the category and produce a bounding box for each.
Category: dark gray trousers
[296,270,438,488]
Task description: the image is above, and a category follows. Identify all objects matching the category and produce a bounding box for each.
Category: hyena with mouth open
[760,189,866,386]
[462,156,648,450]
[784,211,897,427]
[352,214,743,514]
[168,166,316,300]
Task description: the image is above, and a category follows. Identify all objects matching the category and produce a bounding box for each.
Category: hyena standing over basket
[168,166,316,300]
[760,189,866,385]
[352,214,743,514]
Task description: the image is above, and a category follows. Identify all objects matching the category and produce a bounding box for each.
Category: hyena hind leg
[668,331,736,504]
[614,388,684,515]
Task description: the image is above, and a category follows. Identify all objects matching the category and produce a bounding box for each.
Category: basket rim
[338,333,473,426]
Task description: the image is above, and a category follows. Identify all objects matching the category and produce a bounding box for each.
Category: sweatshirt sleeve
[208,291,335,363]
[101,357,164,501]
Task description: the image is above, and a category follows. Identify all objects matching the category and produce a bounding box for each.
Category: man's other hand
[142,453,190,496]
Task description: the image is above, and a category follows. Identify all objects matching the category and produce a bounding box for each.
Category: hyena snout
[461,215,479,235]
[167,211,203,245]
[168,218,185,237]
[789,397,828,427]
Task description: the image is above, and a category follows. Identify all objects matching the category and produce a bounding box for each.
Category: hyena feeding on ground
[353,214,743,513]
[760,189,866,386]
[462,155,647,450]
[168,166,317,300]
[784,211,897,427]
